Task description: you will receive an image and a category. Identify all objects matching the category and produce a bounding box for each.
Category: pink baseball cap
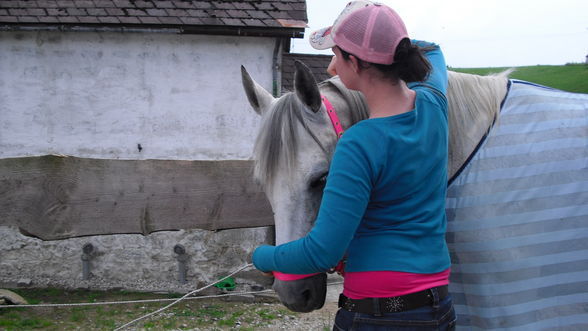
[309,1,409,65]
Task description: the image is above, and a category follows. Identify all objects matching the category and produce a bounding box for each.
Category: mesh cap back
[332,4,408,65]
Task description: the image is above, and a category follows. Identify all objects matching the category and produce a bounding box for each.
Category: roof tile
[165,9,189,17]
[77,16,101,23]
[179,16,202,25]
[113,0,134,8]
[66,8,86,16]
[118,16,141,24]
[73,1,95,8]
[105,8,125,16]
[17,1,37,8]
[18,16,40,23]
[134,1,154,9]
[0,15,18,22]
[233,2,254,10]
[139,16,160,24]
[57,16,79,23]
[38,15,61,23]
[146,9,167,16]
[8,8,28,16]
[1,1,20,9]
[35,1,60,8]
[98,16,120,24]
[0,0,307,35]
[225,10,249,19]
[91,0,116,8]
[187,9,206,17]
[212,1,234,10]
[86,8,108,16]
[221,18,243,26]
[46,8,67,16]
[126,8,147,16]
[246,10,270,19]
[154,1,175,9]
[192,1,213,10]
[157,16,182,24]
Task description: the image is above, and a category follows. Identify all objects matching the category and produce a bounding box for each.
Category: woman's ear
[348,55,361,74]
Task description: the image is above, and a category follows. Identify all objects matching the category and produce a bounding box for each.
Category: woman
[253,1,455,329]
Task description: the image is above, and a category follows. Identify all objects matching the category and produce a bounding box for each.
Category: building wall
[0,30,273,160]
[0,30,277,291]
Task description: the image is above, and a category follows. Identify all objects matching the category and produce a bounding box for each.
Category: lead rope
[113,263,253,331]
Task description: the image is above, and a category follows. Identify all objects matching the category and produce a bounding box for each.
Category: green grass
[0,288,324,330]
[450,63,588,94]
[0,311,53,330]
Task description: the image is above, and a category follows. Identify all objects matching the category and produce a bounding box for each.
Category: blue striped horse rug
[446,80,588,330]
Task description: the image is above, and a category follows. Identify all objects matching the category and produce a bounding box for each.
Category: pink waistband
[343,268,451,299]
[272,272,320,281]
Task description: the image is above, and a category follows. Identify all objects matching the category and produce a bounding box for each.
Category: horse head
[241,61,367,312]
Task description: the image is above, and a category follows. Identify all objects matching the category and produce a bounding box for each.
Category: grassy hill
[450,63,588,94]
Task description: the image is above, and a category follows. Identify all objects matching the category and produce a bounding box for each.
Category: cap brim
[309,26,336,50]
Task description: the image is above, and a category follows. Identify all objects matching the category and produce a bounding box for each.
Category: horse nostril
[301,289,311,302]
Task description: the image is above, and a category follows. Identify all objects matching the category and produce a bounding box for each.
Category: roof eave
[0,23,306,39]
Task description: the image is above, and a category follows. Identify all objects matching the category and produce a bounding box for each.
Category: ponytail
[392,38,431,83]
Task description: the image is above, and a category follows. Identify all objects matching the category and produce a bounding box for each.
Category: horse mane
[446,70,512,174]
[320,77,369,124]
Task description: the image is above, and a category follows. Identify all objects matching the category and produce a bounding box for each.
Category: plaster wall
[0,30,273,160]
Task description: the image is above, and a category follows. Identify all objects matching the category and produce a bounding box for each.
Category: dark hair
[339,38,432,83]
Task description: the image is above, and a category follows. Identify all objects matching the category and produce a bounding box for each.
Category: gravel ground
[255,301,338,331]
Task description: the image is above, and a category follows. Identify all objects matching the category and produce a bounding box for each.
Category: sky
[290,0,588,68]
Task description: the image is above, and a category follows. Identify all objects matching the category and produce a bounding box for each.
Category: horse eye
[310,173,328,189]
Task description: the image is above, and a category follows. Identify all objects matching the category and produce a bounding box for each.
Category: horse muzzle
[272,273,327,312]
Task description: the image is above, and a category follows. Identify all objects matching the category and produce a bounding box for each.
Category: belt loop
[372,298,382,317]
[429,287,440,310]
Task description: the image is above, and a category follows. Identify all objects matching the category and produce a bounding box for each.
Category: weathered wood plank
[0,155,274,240]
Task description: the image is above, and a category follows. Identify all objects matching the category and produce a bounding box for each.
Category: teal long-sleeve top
[253,41,451,275]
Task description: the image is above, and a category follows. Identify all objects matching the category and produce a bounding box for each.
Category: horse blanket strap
[338,285,449,315]
[322,95,344,138]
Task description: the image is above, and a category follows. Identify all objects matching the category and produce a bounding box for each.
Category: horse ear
[241,65,275,115]
[294,61,322,113]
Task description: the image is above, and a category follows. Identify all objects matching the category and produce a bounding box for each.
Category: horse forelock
[253,93,322,189]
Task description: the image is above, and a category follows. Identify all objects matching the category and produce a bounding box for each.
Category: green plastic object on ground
[214,277,236,291]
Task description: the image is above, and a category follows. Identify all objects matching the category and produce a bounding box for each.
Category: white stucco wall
[0,30,274,160]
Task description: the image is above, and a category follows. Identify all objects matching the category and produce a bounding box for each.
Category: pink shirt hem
[343,268,451,299]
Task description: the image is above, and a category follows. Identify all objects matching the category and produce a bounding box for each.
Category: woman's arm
[411,40,448,96]
[253,130,374,274]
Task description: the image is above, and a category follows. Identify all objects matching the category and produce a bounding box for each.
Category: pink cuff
[272,271,320,281]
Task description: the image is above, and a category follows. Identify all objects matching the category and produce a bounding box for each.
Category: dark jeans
[333,288,456,331]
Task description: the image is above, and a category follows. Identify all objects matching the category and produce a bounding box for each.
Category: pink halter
[322,95,344,138]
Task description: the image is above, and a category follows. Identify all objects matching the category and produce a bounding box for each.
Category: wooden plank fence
[0,155,274,240]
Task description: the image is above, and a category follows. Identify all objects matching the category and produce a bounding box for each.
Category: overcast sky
[291,0,588,68]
